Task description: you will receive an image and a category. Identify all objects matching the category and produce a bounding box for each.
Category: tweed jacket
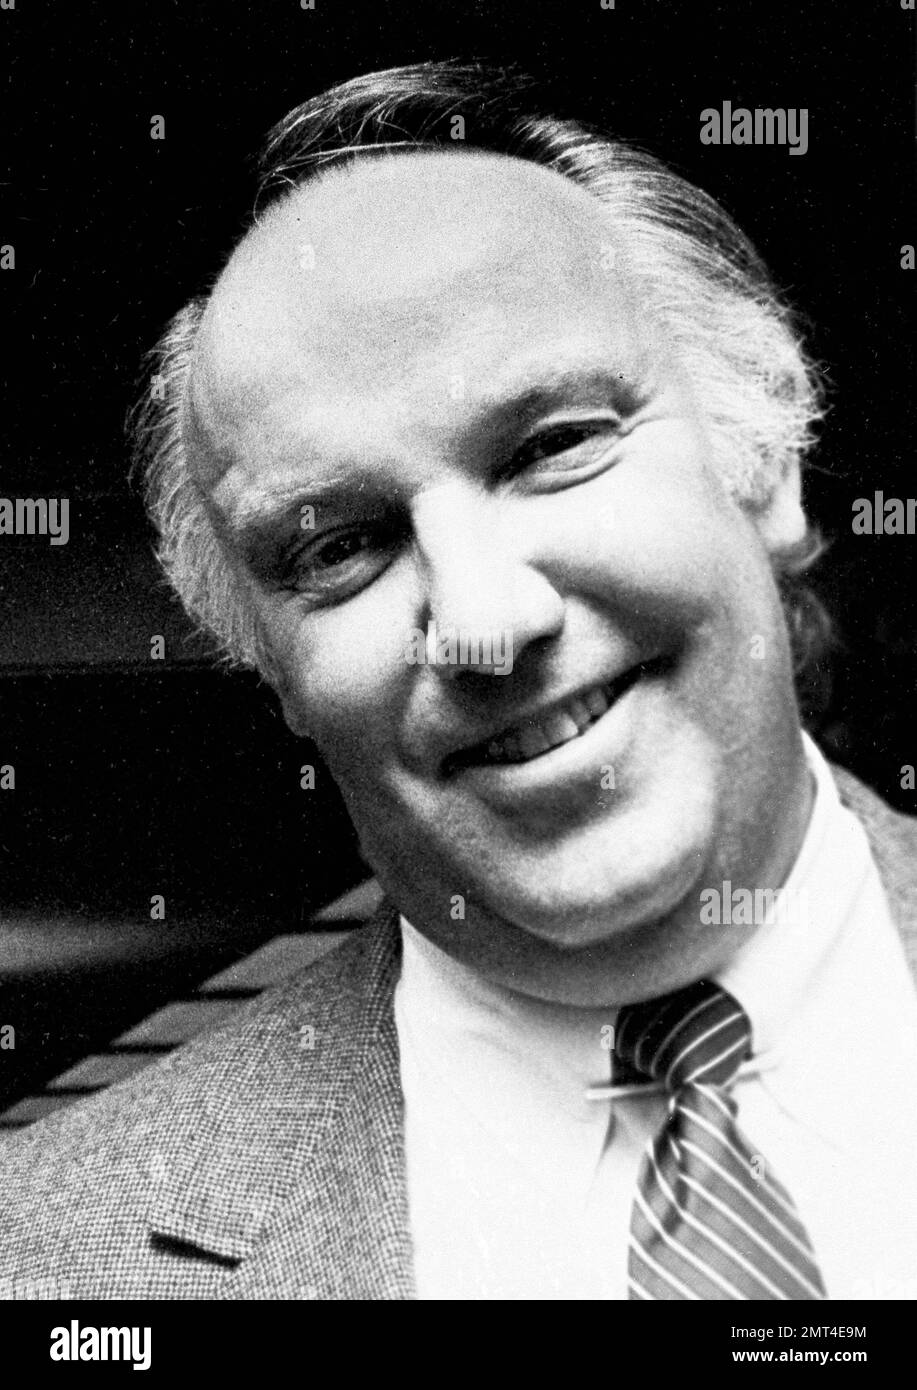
[1,766,915,1300]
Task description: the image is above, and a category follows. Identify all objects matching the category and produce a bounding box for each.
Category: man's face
[189,152,811,1005]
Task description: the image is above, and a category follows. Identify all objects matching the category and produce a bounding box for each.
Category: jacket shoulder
[0,920,395,1297]
[831,761,917,862]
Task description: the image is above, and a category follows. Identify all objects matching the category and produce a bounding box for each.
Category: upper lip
[440,658,651,774]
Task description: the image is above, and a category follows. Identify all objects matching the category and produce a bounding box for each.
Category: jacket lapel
[147,905,415,1299]
[831,763,917,988]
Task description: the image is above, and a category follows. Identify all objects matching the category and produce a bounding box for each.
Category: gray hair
[131,61,830,696]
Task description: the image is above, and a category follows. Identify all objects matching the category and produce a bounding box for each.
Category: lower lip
[452,664,662,809]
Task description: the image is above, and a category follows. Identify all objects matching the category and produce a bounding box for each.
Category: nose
[411,482,565,678]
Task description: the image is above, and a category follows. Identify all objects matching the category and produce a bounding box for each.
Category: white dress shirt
[394,735,917,1299]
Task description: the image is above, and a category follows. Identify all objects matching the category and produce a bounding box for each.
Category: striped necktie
[614,978,827,1301]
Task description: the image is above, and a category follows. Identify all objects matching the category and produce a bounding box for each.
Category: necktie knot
[615,978,752,1091]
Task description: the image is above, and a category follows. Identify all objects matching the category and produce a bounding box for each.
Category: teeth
[517,725,553,759]
[541,709,582,747]
[565,697,593,733]
[584,686,610,718]
[481,681,616,766]
[448,661,662,773]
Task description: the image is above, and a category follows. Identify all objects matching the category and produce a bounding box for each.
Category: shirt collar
[398,918,616,1123]
[718,732,870,1059]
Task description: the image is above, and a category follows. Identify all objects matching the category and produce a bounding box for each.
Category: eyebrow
[497,362,647,426]
[215,359,650,547]
[217,474,354,536]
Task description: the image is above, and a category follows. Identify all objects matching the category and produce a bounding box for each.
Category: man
[2,61,916,1301]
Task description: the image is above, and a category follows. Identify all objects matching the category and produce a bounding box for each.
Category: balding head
[187,152,645,503]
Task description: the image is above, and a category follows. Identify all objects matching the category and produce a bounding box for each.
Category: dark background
[1,0,915,1108]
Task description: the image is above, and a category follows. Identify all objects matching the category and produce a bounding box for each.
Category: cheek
[265,580,415,762]
[540,439,748,630]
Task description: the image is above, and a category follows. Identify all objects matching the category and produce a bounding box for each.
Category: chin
[480,773,719,952]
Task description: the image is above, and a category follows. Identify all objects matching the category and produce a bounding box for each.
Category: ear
[754,457,808,555]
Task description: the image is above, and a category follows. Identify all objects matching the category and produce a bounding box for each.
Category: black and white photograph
[1,0,915,1342]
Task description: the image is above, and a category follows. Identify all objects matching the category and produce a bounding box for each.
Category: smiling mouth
[445,658,666,773]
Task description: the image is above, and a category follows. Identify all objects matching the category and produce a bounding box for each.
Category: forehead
[188,151,654,494]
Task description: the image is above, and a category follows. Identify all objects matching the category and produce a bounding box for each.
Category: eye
[282,521,396,599]
[311,529,374,570]
[508,418,621,482]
